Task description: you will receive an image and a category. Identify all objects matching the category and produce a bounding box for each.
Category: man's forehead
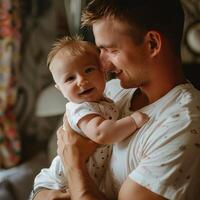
[93,17,133,35]
[93,19,133,47]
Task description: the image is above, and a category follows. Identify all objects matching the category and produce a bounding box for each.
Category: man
[33,0,200,199]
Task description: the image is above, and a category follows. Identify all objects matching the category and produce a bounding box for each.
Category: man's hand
[34,188,70,200]
[57,115,98,171]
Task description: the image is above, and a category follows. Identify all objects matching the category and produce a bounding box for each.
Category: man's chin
[119,79,129,89]
[118,79,137,89]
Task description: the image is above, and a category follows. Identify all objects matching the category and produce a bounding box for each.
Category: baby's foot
[131,111,149,128]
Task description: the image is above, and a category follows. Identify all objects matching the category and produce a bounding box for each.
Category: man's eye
[85,67,96,74]
[110,49,118,53]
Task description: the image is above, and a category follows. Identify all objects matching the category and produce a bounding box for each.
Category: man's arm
[65,161,108,200]
[57,125,106,200]
[119,178,166,200]
[33,188,70,200]
[57,118,166,200]
[78,112,148,144]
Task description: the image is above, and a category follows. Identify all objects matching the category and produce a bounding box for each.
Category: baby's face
[50,50,106,103]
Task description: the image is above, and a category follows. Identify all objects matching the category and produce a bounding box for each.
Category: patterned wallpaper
[16,0,69,158]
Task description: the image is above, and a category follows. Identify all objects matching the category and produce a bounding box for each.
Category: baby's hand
[131,111,149,128]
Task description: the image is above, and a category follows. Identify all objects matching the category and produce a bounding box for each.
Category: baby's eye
[66,76,75,82]
[85,67,96,74]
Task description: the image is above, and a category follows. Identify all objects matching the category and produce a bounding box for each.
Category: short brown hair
[82,0,184,53]
[47,35,99,69]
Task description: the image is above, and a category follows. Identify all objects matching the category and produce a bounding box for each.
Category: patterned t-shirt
[100,79,200,200]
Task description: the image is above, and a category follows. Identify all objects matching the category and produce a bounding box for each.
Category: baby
[33,36,148,194]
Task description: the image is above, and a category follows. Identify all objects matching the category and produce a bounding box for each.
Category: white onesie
[65,98,119,183]
[32,97,118,195]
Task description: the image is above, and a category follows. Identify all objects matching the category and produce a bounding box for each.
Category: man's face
[93,17,150,88]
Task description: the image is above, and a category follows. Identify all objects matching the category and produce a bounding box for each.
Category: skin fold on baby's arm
[78,112,149,144]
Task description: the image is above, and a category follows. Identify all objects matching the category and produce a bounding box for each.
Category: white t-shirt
[101,79,200,200]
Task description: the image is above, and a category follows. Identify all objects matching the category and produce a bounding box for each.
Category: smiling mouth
[79,88,94,96]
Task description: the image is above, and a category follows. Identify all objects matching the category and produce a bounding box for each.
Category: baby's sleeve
[65,102,102,136]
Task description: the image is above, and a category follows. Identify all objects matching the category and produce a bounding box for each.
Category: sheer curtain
[0,0,21,168]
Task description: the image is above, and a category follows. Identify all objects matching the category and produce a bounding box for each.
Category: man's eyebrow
[98,44,117,49]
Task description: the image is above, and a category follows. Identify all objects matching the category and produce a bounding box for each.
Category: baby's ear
[55,84,60,90]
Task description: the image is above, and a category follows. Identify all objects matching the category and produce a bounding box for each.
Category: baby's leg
[131,111,149,128]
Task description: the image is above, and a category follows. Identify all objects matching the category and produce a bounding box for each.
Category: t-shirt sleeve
[129,113,200,200]
[65,102,103,136]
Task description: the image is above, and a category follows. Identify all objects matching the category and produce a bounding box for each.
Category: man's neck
[130,76,187,111]
[130,88,149,111]
[130,52,187,111]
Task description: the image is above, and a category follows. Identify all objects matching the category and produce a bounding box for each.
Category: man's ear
[146,31,161,58]
[55,84,60,90]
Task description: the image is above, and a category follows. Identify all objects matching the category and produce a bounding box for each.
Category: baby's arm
[78,111,148,144]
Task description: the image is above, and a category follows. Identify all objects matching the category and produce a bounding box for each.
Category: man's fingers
[57,126,66,154]
[63,114,68,123]
[57,126,66,144]
[50,189,71,199]
[58,190,71,199]
[63,114,71,131]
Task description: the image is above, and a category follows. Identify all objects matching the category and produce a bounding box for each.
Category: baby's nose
[77,78,89,87]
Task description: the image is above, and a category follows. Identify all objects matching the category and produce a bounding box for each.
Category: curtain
[0,0,21,168]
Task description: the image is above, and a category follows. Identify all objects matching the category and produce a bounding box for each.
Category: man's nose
[100,51,114,72]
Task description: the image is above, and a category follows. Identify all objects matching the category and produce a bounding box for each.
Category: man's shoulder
[157,83,200,112]
[174,83,200,111]
[151,83,200,133]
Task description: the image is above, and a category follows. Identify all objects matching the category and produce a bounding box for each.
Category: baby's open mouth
[79,88,94,95]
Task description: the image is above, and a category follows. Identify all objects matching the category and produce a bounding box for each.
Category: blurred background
[0,0,199,199]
